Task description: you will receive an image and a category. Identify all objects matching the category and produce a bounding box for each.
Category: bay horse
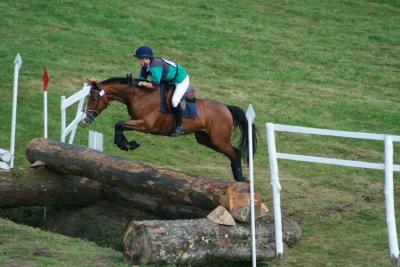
[82,75,257,182]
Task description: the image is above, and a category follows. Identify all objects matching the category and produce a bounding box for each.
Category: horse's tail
[227,105,258,165]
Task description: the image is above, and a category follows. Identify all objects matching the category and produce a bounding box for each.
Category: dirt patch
[0,200,160,251]
[323,202,354,217]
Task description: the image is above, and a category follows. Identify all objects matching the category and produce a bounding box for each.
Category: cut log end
[123,221,153,264]
[207,205,236,226]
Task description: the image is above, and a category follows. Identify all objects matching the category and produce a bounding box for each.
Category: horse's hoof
[118,145,129,151]
[128,140,140,150]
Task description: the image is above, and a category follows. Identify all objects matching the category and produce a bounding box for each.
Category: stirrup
[171,125,184,136]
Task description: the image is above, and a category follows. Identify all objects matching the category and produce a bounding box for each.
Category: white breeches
[172,75,190,107]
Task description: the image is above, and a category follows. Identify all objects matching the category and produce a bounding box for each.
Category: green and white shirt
[139,57,188,85]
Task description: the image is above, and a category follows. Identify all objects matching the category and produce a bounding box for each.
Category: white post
[10,53,22,168]
[246,105,257,267]
[89,130,103,152]
[266,123,283,257]
[68,97,85,144]
[44,91,48,138]
[384,135,399,265]
[60,96,66,142]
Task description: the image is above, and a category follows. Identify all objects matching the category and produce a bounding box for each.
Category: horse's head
[82,79,110,124]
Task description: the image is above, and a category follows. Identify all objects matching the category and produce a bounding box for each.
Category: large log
[101,185,211,219]
[26,138,265,220]
[0,167,101,208]
[123,216,301,265]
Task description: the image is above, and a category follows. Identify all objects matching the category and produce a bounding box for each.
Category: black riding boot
[172,106,184,136]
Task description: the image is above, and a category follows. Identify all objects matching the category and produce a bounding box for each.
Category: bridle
[85,85,107,122]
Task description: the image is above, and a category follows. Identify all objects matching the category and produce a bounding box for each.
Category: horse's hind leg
[230,148,245,182]
[195,131,245,182]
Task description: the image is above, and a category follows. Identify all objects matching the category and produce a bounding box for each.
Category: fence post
[9,53,22,168]
[266,123,283,257]
[60,83,89,144]
[384,135,399,266]
[89,130,103,152]
[246,105,257,267]
[60,95,66,142]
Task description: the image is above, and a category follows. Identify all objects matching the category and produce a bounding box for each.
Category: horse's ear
[87,79,96,86]
[127,73,135,87]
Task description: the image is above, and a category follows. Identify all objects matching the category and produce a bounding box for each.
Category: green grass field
[0,0,399,266]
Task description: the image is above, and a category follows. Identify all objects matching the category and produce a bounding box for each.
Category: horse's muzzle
[81,110,97,124]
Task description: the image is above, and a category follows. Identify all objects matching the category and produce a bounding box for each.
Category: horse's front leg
[114,120,145,151]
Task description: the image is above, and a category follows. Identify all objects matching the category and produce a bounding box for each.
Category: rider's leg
[171,75,189,136]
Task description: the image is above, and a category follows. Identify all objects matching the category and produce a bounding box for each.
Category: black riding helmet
[134,46,153,59]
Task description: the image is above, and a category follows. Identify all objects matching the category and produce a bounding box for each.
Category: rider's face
[138,58,150,67]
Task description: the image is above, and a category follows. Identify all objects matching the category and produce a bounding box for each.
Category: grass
[0,0,399,266]
[0,217,126,267]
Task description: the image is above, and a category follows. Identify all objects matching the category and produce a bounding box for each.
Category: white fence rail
[266,123,400,264]
[60,83,90,144]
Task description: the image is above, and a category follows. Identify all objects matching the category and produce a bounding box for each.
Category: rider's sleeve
[149,66,163,85]
[139,67,149,80]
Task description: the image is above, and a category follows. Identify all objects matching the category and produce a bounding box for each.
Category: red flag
[42,69,49,91]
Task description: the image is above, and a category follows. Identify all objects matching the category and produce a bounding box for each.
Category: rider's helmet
[134,46,153,59]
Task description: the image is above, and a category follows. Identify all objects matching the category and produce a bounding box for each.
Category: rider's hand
[138,81,155,90]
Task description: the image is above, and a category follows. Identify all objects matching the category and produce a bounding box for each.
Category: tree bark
[101,185,211,219]
[26,138,265,221]
[123,216,301,265]
[0,167,101,208]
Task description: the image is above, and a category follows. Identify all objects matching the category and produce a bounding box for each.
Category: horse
[82,75,257,182]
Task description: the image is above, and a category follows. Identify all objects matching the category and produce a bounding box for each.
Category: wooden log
[26,138,265,220]
[101,185,211,219]
[123,216,301,265]
[0,167,101,208]
[206,205,236,226]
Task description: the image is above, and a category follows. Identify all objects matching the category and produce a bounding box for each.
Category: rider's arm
[139,66,149,80]
[137,66,162,90]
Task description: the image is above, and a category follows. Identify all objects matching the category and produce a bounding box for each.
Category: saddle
[160,84,198,118]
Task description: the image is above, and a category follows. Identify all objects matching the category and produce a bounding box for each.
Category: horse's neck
[106,85,132,105]
[107,84,160,118]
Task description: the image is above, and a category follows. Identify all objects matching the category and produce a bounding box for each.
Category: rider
[135,45,189,136]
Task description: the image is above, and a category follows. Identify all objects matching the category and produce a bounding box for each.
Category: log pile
[0,138,302,264]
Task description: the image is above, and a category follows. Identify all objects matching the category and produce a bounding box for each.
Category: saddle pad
[160,86,198,118]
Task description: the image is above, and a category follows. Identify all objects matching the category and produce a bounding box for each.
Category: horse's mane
[99,75,139,87]
[100,77,130,84]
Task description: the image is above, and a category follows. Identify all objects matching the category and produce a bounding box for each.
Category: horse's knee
[115,121,124,132]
